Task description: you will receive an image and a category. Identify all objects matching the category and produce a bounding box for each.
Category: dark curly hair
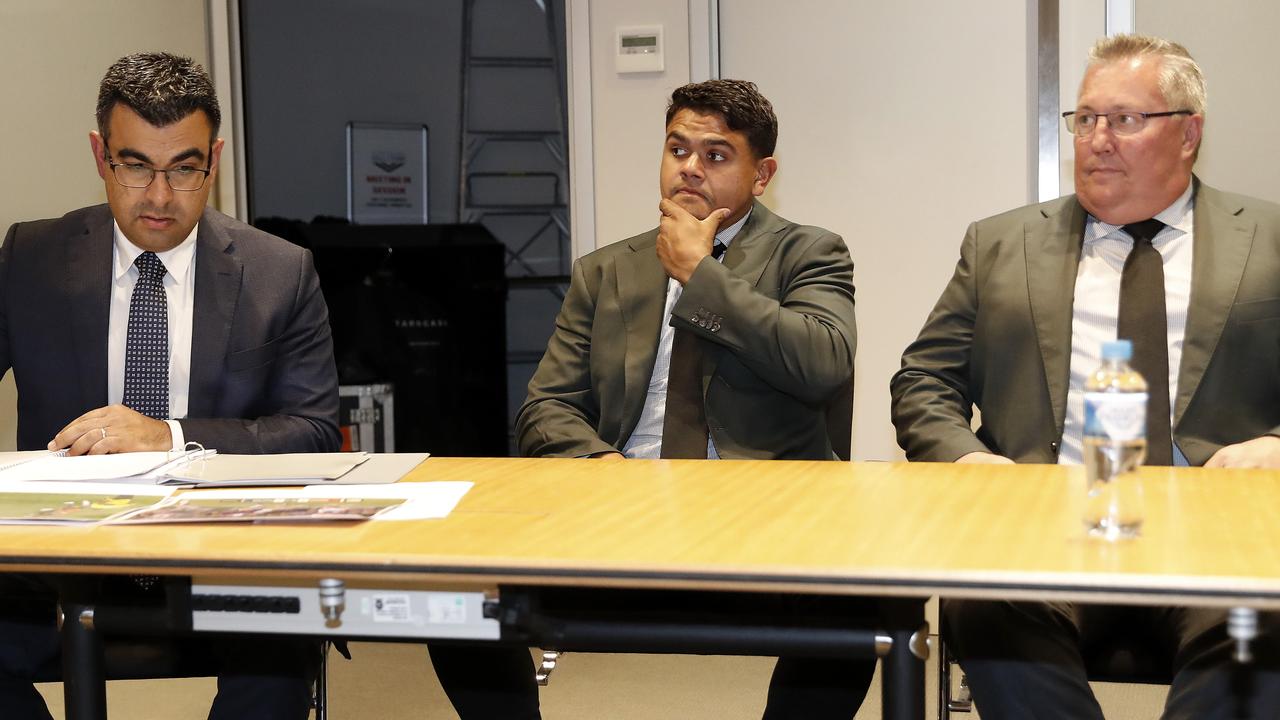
[96,52,221,143]
[666,79,778,159]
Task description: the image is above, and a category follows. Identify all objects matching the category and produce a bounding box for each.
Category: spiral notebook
[0,450,386,488]
[0,448,215,484]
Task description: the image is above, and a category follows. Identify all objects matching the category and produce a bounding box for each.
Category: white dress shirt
[622,212,751,459]
[1059,184,1194,466]
[108,222,197,450]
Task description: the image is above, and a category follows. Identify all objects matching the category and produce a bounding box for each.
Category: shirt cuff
[165,420,185,451]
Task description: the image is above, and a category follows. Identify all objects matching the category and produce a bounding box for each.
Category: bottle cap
[1102,339,1133,360]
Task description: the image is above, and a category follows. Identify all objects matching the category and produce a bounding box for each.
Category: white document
[162,452,371,486]
[0,450,375,488]
[0,451,206,484]
[1,481,175,497]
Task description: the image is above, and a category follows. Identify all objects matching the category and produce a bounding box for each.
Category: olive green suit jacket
[891,181,1280,465]
[517,201,856,460]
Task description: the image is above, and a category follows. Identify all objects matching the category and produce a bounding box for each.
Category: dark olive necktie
[660,241,726,459]
[1117,219,1173,465]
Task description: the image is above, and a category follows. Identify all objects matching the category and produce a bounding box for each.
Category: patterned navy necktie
[122,251,169,419]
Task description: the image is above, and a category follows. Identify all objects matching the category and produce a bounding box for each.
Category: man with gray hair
[0,52,338,719]
[892,34,1280,717]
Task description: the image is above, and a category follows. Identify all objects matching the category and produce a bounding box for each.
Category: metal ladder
[457,0,570,288]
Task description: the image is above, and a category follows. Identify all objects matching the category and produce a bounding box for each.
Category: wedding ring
[100,427,107,440]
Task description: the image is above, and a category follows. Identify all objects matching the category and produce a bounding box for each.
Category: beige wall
[1137,0,1280,202]
[585,0,692,249]
[1058,0,1106,190]
[718,0,1031,460]
[1057,2,1280,204]
[0,0,208,450]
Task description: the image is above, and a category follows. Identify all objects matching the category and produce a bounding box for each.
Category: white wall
[0,0,208,450]
[1058,0,1106,191]
[1137,0,1280,202]
[1058,2,1280,209]
[716,1,1032,460]
[585,0,692,249]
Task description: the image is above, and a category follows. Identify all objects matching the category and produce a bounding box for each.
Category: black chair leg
[313,641,329,720]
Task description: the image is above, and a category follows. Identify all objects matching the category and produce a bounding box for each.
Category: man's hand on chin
[656,199,731,284]
[48,404,173,455]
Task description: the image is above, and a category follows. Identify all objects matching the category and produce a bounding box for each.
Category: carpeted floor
[38,640,1168,718]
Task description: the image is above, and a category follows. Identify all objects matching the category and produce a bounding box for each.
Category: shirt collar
[1085,182,1194,244]
[714,208,752,249]
[112,221,198,284]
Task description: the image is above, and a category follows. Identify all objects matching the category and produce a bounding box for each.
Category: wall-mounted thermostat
[616,26,663,74]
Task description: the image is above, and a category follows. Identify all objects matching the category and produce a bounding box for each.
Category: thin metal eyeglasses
[105,153,211,191]
[1062,110,1193,136]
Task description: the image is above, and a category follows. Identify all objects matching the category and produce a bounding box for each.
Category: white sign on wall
[346,123,429,224]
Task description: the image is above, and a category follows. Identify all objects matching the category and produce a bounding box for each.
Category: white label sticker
[371,594,412,623]
[427,594,468,625]
[1084,392,1147,441]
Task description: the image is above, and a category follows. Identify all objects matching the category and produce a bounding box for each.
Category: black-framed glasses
[1062,110,1193,137]
[105,153,211,191]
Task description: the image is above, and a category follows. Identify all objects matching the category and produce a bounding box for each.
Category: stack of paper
[0,451,387,487]
[0,452,458,525]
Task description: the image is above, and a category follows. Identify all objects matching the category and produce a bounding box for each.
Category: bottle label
[1083,392,1148,441]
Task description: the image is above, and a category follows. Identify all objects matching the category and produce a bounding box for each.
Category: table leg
[59,590,107,720]
[880,601,927,720]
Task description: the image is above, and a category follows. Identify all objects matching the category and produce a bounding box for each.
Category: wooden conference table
[3,457,1280,719]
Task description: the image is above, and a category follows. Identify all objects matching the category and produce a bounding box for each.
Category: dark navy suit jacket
[0,204,340,453]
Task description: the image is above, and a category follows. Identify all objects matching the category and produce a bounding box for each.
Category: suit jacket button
[1050,441,1059,453]
[690,313,701,324]
[710,322,721,333]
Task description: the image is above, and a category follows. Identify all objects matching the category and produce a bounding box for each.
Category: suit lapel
[615,233,667,436]
[1026,198,1086,434]
[66,211,114,409]
[187,211,243,418]
[705,202,784,386]
[718,201,781,287]
[1174,184,1251,425]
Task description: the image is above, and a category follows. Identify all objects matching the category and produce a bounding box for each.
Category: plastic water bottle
[1082,340,1147,539]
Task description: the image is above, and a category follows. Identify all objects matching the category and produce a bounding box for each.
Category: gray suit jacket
[891,181,1280,465]
[517,200,856,460]
[0,204,341,453]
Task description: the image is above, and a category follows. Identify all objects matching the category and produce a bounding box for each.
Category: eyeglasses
[1062,110,1193,137]
[105,154,211,191]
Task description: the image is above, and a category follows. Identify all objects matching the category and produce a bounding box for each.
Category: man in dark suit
[429,79,866,720]
[891,34,1280,719]
[0,52,339,719]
